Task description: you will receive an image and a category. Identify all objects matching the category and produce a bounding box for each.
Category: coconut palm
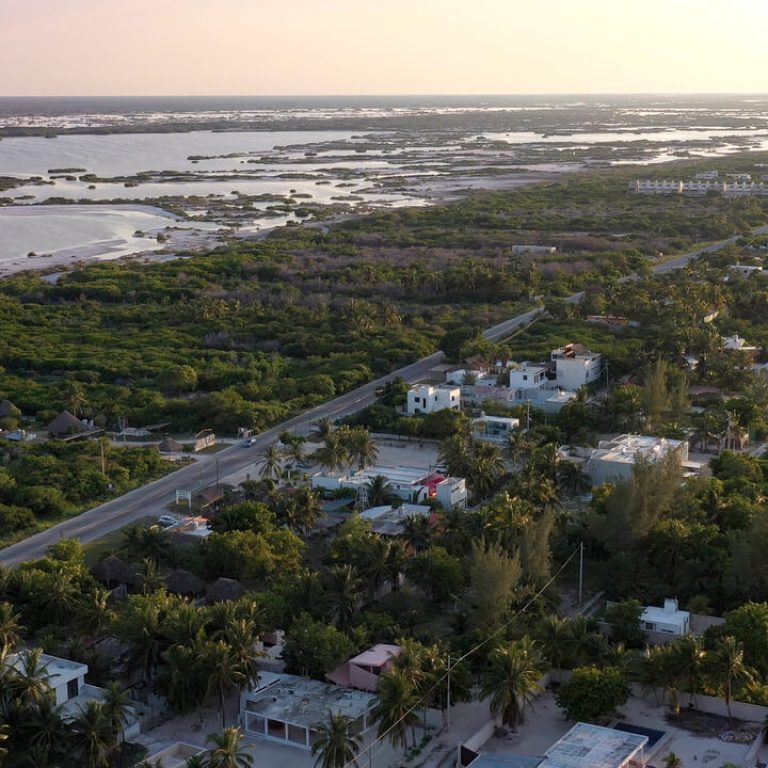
[326,564,363,631]
[663,754,682,768]
[480,639,543,727]
[184,757,207,768]
[218,618,262,690]
[75,588,115,638]
[401,514,431,553]
[101,681,132,741]
[375,669,420,749]
[0,601,23,652]
[10,649,52,711]
[365,475,397,507]
[673,635,708,707]
[20,692,67,761]
[556,461,592,495]
[708,635,755,720]
[438,434,473,478]
[534,615,571,680]
[468,442,506,500]
[314,432,349,474]
[259,443,284,482]
[311,711,363,768]
[69,700,118,768]
[285,487,324,535]
[157,642,208,715]
[385,539,408,592]
[206,727,253,768]
[205,641,247,728]
[345,427,379,470]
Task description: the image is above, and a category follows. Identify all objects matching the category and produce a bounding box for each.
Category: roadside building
[507,363,549,393]
[728,264,763,278]
[406,384,461,415]
[240,674,377,751]
[512,245,557,256]
[360,503,432,535]
[312,464,467,508]
[586,434,698,485]
[327,644,401,692]
[551,343,603,390]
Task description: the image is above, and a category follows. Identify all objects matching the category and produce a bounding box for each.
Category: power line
[344,545,582,768]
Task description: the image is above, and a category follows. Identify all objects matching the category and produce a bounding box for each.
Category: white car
[158,515,181,527]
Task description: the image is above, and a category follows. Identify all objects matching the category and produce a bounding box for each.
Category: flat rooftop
[471,756,543,768]
[350,643,401,668]
[542,722,647,768]
[243,675,376,727]
[591,434,685,464]
[9,652,87,683]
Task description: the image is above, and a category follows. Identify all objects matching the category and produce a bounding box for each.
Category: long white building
[628,179,768,197]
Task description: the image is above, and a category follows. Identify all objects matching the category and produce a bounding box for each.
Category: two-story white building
[551,343,603,391]
[406,384,461,415]
[507,363,549,394]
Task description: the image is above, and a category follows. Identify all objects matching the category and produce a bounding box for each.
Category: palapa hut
[0,399,22,430]
[165,568,206,596]
[91,555,130,587]
[205,577,244,604]
[46,410,85,438]
[158,437,183,454]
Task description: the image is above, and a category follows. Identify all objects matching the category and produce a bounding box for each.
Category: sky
[1,0,768,96]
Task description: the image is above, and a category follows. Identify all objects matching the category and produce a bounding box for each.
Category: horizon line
[2,91,768,100]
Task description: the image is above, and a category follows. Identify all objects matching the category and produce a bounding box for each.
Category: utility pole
[578,542,584,607]
[100,441,106,477]
[446,654,452,728]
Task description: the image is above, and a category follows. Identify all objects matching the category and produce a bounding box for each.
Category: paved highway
[2,226,766,565]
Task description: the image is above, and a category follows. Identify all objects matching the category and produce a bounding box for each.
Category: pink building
[326,644,401,692]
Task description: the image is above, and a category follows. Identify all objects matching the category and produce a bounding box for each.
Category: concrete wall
[631,683,768,722]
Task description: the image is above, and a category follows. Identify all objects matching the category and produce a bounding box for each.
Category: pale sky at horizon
[1,0,767,97]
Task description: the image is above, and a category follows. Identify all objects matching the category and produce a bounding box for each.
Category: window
[522,375,528,381]
[67,678,79,700]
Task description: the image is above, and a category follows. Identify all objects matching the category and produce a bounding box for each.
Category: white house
[406,384,460,415]
[472,415,519,444]
[586,434,693,485]
[722,334,757,351]
[551,343,602,390]
[312,464,467,508]
[640,598,690,636]
[507,363,549,393]
[728,264,763,278]
[7,652,140,737]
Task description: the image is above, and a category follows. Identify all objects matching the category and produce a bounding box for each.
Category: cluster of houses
[628,178,768,197]
[410,343,603,416]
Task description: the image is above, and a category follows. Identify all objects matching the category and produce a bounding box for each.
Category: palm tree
[385,539,408,592]
[205,641,246,728]
[65,383,87,417]
[69,700,118,768]
[311,711,363,768]
[438,434,473,478]
[314,433,349,474]
[289,570,328,618]
[326,564,363,631]
[206,727,253,768]
[401,514,431,553]
[286,487,324,535]
[315,418,334,441]
[534,615,571,680]
[184,757,207,768]
[468,442,506,500]
[101,681,132,741]
[708,635,754,720]
[673,635,707,707]
[140,558,165,594]
[365,475,397,507]
[259,443,283,482]
[375,669,420,749]
[75,588,115,638]
[10,649,52,711]
[0,601,23,652]
[345,427,379,471]
[21,692,67,761]
[556,461,592,495]
[480,640,543,727]
[218,618,262,690]
[663,754,682,768]
[157,642,208,715]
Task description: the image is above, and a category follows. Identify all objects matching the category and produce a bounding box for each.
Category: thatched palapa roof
[158,437,183,453]
[91,555,129,585]
[165,569,206,596]
[46,410,84,437]
[205,577,244,604]
[0,400,19,418]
